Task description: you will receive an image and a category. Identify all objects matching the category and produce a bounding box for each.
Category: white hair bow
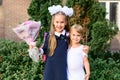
[48,5,73,17]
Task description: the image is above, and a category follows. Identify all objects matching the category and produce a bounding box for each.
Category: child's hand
[29,42,36,49]
[83,45,89,54]
[29,45,34,49]
[84,73,90,80]
[41,54,47,62]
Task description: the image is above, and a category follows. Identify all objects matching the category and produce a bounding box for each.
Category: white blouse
[67,45,88,80]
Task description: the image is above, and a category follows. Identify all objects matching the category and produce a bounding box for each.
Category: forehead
[54,14,66,20]
[70,28,80,34]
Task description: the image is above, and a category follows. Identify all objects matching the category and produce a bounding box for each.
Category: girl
[40,5,73,80]
[67,24,90,80]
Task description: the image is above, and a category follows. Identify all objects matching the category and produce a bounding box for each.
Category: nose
[74,35,78,39]
[58,23,61,26]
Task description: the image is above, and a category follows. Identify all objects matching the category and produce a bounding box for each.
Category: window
[110,2,118,24]
[0,0,2,5]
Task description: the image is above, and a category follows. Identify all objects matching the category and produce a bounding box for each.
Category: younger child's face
[53,14,67,33]
[70,28,82,44]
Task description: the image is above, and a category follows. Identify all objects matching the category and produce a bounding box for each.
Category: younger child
[67,24,90,80]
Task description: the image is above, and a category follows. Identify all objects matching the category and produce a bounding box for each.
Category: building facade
[99,0,120,51]
[0,0,30,41]
[99,0,120,30]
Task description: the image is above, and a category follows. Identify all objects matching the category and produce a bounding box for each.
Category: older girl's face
[53,14,67,33]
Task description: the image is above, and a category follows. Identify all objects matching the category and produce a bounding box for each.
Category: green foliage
[0,39,120,80]
[104,51,120,62]
[27,0,119,65]
[0,40,44,80]
[89,57,120,80]
[89,2,106,24]
[66,0,118,55]
[28,0,62,27]
[28,0,50,27]
[89,21,118,56]
[0,0,120,79]
[27,0,119,79]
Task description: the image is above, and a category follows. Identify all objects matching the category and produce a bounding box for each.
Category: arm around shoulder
[83,45,89,54]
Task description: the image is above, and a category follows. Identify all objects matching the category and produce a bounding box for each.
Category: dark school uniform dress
[42,33,69,80]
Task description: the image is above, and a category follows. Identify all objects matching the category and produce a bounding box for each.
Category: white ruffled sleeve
[81,45,88,57]
[82,51,88,57]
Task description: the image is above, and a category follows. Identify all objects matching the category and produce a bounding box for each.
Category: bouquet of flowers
[13,20,42,62]
[13,20,41,46]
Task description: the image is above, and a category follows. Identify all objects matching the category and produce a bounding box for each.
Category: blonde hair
[70,24,83,34]
[48,12,69,56]
[70,24,83,46]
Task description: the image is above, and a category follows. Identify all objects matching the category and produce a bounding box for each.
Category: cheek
[62,25,65,29]
[78,36,82,40]
[53,22,56,26]
[70,35,74,40]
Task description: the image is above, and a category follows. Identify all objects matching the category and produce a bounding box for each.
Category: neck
[70,43,81,48]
